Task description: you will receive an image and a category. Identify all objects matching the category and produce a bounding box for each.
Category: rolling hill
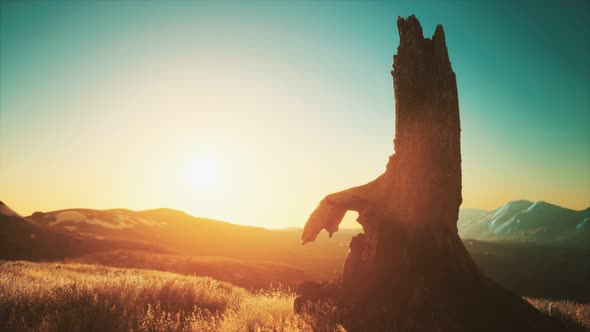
[0,202,164,261]
[25,207,323,264]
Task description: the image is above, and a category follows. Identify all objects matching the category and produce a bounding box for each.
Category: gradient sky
[1,1,589,229]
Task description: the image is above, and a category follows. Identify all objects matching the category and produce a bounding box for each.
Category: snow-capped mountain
[458,200,590,248]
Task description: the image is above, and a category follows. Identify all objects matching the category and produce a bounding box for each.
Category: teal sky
[1,1,589,228]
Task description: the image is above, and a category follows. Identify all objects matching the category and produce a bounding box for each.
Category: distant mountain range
[2,199,589,252]
[458,200,590,249]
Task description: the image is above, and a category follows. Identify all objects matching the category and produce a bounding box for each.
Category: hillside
[465,240,590,303]
[0,204,164,261]
[24,206,351,280]
[0,201,20,217]
[66,250,306,290]
[27,207,295,260]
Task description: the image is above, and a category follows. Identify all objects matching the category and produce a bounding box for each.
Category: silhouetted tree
[299,16,563,332]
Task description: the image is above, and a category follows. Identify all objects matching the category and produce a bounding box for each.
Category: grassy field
[1,260,588,332]
[525,297,590,331]
[65,250,306,290]
[0,261,316,331]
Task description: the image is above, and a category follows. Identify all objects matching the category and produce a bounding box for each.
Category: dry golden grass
[526,297,590,331]
[0,260,320,332]
[65,249,305,290]
[2,260,588,332]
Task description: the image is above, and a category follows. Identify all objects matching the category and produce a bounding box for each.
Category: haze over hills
[2,200,590,301]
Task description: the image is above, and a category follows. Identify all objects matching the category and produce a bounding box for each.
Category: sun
[186,156,220,188]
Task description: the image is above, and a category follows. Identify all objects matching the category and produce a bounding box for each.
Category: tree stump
[298,15,564,332]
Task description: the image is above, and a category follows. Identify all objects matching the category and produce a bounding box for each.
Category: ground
[1,261,588,332]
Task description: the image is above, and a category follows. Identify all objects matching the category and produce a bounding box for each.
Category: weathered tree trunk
[299,16,563,332]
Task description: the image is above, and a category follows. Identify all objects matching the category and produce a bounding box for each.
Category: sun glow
[187,156,220,189]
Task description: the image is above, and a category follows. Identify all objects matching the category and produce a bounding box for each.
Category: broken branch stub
[301,174,387,244]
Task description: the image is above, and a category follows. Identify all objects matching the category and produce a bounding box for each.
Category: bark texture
[299,16,563,332]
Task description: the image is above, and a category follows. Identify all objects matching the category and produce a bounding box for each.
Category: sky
[1,0,589,229]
